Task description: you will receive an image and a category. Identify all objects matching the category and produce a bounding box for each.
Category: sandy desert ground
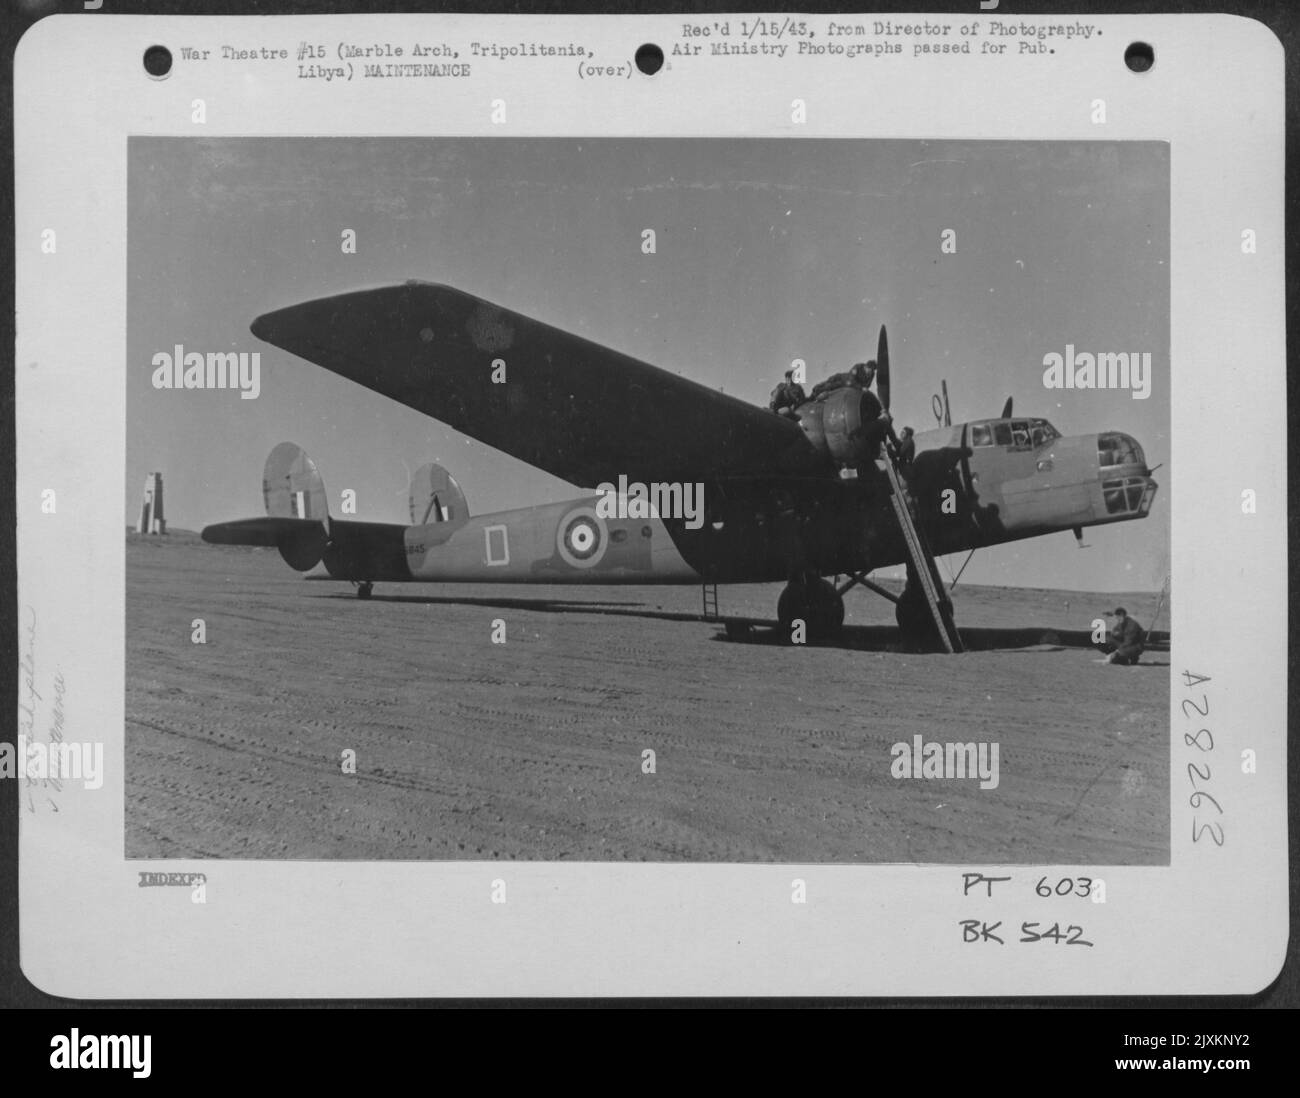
[126,532,1170,864]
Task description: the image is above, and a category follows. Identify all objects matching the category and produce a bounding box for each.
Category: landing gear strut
[777,574,845,642]
[355,581,374,600]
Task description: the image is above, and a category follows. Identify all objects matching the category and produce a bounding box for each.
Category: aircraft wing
[250,282,825,488]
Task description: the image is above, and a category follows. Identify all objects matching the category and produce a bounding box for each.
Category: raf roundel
[556,507,608,569]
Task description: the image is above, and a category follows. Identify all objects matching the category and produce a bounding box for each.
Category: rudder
[262,442,329,570]
[264,442,330,521]
[409,462,469,528]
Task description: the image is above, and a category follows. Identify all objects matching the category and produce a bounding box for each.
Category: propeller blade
[1000,396,1013,419]
[876,324,890,411]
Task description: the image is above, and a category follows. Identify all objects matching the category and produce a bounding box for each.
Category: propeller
[875,325,890,412]
[1000,396,1013,419]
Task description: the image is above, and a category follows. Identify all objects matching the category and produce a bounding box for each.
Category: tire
[779,578,844,642]
[895,586,949,650]
[807,578,845,637]
[777,583,811,640]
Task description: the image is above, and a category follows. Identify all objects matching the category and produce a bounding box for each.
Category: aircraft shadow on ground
[320,589,1169,659]
[323,591,659,613]
[717,622,1171,658]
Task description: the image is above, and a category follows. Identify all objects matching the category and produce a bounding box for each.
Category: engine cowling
[795,387,886,467]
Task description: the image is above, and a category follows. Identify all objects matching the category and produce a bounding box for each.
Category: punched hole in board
[635,43,664,75]
[143,45,173,79]
[1124,41,1154,73]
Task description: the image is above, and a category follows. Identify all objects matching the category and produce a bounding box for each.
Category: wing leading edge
[250,282,825,488]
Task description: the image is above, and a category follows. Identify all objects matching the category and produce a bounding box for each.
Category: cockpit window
[1099,433,1145,468]
[978,418,1060,450]
[1030,419,1060,447]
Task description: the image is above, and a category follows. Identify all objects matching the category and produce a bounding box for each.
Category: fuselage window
[970,423,993,446]
[993,423,1012,446]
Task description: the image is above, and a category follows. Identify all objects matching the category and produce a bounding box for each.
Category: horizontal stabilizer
[202,442,335,569]
[202,516,412,580]
[201,516,324,546]
[201,517,329,570]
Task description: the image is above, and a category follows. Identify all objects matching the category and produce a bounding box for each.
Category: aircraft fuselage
[381,414,1155,586]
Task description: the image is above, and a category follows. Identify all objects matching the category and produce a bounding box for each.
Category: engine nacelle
[795,387,886,467]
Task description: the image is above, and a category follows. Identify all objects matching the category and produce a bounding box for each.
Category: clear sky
[128,137,1169,591]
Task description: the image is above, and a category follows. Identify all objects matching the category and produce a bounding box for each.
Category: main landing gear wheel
[355,581,374,600]
[777,577,845,643]
[895,580,951,651]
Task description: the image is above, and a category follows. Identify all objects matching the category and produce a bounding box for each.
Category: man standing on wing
[809,359,876,401]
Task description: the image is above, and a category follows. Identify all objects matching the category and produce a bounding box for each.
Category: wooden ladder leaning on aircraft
[878,449,964,654]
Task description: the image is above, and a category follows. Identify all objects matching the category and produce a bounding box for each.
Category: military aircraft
[202,281,1158,651]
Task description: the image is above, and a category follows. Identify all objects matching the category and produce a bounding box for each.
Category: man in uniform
[1101,607,1145,665]
[769,369,807,417]
[809,360,876,401]
[896,426,916,468]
